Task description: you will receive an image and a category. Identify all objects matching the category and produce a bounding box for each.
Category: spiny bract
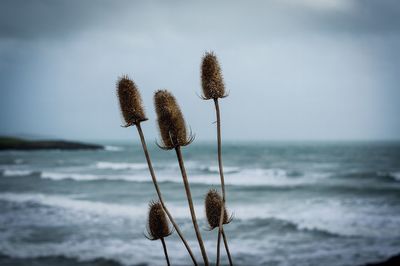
[201,52,226,100]
[146,201,172,240]
[205,189,232,230]
[117,75,147,126]
[154,90,193,149]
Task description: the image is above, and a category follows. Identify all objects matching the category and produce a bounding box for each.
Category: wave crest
[95,162,147,171]
[1,169,36,177]
[1,167,325,187]
[104,146,123,152]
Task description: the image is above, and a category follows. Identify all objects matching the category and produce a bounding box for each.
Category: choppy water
[0,141,400,266]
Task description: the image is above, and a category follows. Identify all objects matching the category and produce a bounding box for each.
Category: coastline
[0,137,103,151]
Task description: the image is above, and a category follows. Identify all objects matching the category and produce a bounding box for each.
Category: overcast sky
[1,0,399,141]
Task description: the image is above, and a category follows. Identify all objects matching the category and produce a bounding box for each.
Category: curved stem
[161,238,171,266]
[214,98,232,266]
[175,146,209,266]
[222,229,233,266]
[136,123,198,265]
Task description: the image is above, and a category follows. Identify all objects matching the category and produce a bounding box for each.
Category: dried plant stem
[216,224,222,266]
[136,123,198,265]
[175,146,209,266]
[214,98,232,266]
[222,228,233,266]
[160,237,171,266]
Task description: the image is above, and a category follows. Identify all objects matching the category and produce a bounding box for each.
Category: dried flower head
[201,52,227,100]
[205,189,232,230]
[154,90,194,149]
[145,201,172,240]
[117,75,147,126]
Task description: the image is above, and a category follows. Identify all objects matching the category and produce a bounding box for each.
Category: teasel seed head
[201,52,227,100]
[205,189,232,230]
[116,75,147,127]
[145,200,172,241]
[154,90,194,150]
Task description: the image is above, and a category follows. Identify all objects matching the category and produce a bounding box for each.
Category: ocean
[0,141,399,266]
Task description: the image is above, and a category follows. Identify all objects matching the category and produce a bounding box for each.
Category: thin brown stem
[136,123,198,265]
[214,98,232,266]
[216,227,222,266]
[175,146,209,266]
[161,237,171,266]
[222,229,233,266]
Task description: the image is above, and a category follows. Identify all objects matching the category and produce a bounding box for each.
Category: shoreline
[0,137,103,151]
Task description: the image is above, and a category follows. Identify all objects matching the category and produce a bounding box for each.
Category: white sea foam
[219,168,324,187]
[104,146,123,151]
[143,168,323,187]
[200,165,240,174]
[0,192,284,222]
[0,160,328,187]
[39,171,155,182]
[0,236,193,266]
[377,171,400,182]
[95,161,148,170]
[153,168,324,187]
[2,166,326,187]
[390,172,400,181]
[0,227,398,266]
[1,192,400,242]
[40,172,102,181]
[2,169,35,176]
[254,198,400,238]
[0,192,146,218]
[0,192,202,224]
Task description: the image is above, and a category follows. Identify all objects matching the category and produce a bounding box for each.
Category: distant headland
[0,137,103,151]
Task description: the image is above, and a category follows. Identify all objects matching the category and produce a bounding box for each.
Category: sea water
[0,141,399,266]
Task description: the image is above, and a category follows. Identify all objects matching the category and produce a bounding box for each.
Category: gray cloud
[2,0,400,41]
[1,0,399,141]
[305,0,400,34]
[0,0,124,40]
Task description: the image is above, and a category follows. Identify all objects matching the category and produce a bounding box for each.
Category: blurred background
[0,0,399,265]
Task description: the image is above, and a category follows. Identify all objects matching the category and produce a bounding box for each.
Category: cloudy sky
[1,0,399,141]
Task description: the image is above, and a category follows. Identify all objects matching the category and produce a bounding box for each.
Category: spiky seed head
[205,189,232,230]
[146,201,172,240]
[154,90,194,149]
[201,52,226,100]
[117,75,147,126]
